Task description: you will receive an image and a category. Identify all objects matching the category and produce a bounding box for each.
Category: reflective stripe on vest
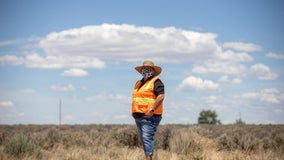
[132,76,163,115]
[132,97,156,103]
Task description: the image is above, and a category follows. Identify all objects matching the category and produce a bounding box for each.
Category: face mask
[141,68,154,79]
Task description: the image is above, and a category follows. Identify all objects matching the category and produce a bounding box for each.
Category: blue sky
[0,0,283,124]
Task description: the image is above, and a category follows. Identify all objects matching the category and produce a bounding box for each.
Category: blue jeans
[135,115,162,156]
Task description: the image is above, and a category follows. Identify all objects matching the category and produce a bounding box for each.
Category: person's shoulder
[135,79,142,84]
[134,80,142,89]
[155,77,163,81]
[154,78,164,84]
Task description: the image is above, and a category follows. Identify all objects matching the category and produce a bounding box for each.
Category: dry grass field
[0,124,283,160]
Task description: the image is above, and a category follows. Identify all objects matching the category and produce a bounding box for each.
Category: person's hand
[145,110,154,118]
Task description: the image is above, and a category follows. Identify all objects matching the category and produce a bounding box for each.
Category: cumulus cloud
[232,78,242,84]
[61,68,88,77]
[250,63,278,80]
[205,95,218,103]
[86,92,130,105]
[0,39,21,47]
[0,101,14,107]
[0,24,269,79]
[178,76,219,91]
[223,42,262,52]
[0,53,105,69]
[218,75,230,82]
[38,24,222,62]
[218,75,242,84]
[266,52,284,59]
[241,88,283,104]
[192,49,254,77]
[192,60,247,76]
[217,50,253,62]
[50,84,75,91]
[0,55,24,65]
[1,23,248,69]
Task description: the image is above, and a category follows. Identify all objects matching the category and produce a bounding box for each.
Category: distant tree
[198,110,221,124]
[235,112,245,125]
[235,118,245,125]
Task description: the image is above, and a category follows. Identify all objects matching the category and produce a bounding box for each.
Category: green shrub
[155,125,172,150]
[169,128,203,155]
[41,127,61,149]
[0,131,5,145]
[112,125,140,148]
[217,133,234,151]
[4,134,42,158]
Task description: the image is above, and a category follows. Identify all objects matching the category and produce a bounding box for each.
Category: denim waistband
[132,112,161,119]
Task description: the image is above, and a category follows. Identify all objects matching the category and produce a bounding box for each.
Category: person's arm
[145,94,165,118]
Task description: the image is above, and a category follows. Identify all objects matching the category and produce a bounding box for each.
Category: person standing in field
[132,60,165,160]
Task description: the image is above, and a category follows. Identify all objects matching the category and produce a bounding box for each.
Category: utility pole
[59,98,62,126]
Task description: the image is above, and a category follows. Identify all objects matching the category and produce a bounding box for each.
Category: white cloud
[232,78,242,84]
[211,104,224,110]
[218,50,253,62]
[0,53,105,69]
[266,52,284,59]
[250,63,278,80]
[218,75,242,84]
[275,109,284,113]
[241,88,283,104]
[0,24,267,79]
[205,96,218,103]
[191,50,253,77]
[50,84,75,91]
[193,60,247,76]
[61,68,88,77]
[0,39,21,47]
[178,76,219,91]
[218,75,230,82]
[0,24,222,67]
[241,92,259,99]
[0,101,14,107]
[38,24,222,63]
[0,23,278,108]
[86,92,130,104]
[0,55,24,65]
[223,42,262,52]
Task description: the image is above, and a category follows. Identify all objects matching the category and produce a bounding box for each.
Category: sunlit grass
[0,124,283,160]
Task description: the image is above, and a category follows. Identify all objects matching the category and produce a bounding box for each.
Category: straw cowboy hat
[135,60,162,76]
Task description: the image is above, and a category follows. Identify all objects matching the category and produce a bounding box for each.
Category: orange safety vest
[132,76,163,115]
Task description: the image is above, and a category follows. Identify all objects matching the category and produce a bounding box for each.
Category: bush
[0,131,5,145]
[216,126,261,152]
[112,125,140,148]
[217,133,234,151]
[155,125,172,150]
[169,128,203,155]
[4,134,42,158]
[0,124,283,159]
[38,127,61,149]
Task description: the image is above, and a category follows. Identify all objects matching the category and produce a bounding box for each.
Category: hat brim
[135,65,162,76]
